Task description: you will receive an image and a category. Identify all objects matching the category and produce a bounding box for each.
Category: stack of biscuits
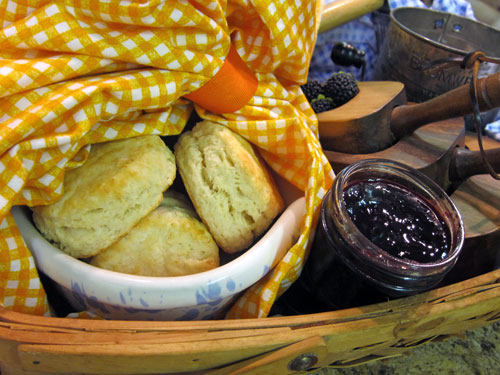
[32,121,284,277]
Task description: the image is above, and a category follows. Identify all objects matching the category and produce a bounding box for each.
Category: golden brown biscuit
[32,135,176,258]
[174,121,284,253]
[90,190,220,276]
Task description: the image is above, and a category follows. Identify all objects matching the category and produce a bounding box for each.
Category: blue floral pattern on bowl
[59,280,238,321]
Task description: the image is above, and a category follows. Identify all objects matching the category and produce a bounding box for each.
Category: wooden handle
[318,0,384,33]
[450,147,500,182]
[390,72,500,140]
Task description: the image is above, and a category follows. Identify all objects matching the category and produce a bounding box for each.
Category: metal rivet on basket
[288,353,318,372]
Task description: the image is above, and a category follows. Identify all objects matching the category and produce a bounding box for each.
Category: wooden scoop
[449,147,500,185]
[317,72,500,154]
[447,146,500,194]
[324,118,500,194]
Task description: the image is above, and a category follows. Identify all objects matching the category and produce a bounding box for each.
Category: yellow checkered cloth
[0,0,334,319]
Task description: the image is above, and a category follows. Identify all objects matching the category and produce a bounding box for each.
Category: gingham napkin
[0,0,334,319]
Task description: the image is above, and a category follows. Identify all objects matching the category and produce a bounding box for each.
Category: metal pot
[374,7,500,103]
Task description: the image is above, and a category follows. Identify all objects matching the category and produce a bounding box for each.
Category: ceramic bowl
[12,177,305,321]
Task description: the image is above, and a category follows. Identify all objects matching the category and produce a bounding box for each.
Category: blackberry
[323,72,359,106]
[310,94,335,113]
[301,80,323,102]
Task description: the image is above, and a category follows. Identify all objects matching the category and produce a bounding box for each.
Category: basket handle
[206,335,328,375]
[13,335,329,375]
[318,0,384,33]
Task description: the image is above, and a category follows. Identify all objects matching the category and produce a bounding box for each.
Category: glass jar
[276,159,465,314]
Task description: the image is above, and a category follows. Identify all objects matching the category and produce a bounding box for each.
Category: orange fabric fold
[184,46,258,114]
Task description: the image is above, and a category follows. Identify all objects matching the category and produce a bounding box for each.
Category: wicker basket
[1,269,499,375]
[1,133,500,375]
[2,130,499,375]
[2,1,500,374]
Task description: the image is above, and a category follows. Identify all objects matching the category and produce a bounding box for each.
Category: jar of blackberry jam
[276,159,465,314]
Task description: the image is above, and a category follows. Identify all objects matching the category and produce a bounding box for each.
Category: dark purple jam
[343,180,451,263]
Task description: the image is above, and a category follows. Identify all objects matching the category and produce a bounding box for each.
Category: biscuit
[32,135,176,258]
[91,190,220,276]
[174,121,284,253]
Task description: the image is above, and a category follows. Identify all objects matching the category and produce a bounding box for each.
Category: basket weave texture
[1,269,499,374]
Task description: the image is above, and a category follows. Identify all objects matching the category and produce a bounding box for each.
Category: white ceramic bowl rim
[12,197,305,310]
